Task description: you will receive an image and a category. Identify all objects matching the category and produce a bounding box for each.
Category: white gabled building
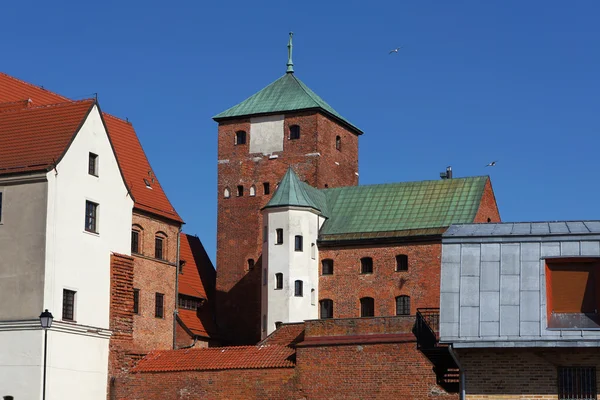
[261,168,324,338]
[0,99,133,400]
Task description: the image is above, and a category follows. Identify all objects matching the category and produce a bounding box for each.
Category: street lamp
[39,309,53,400]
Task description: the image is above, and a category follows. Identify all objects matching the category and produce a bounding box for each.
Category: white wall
[249,115,284,155]
[0,327,43,400]
[262,207,320,338]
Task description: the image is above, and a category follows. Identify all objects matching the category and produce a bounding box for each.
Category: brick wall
[458,347,600,400]
[216,112,359,344]
[319,241,442,318]
[474,178,501,223]
[131,212,179,351]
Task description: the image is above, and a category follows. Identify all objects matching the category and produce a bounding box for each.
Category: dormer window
[235,130,247,145]
[289,125,300,140]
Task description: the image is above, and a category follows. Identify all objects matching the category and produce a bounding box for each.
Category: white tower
[260,168,325,339]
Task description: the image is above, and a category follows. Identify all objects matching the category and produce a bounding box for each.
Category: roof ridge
[102,111,133,125]
[0,99,94,114]
[323,175,489,191]
[0,72,70,101]
[290,74,321,109]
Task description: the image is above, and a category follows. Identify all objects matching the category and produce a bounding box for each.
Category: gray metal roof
[444,221,600,238]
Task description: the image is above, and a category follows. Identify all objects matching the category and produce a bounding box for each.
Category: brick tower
[213,33,363,344]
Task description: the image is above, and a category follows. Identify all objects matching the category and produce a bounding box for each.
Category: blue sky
[2,1,599,263]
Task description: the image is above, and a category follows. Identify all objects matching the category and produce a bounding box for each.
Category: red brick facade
[216,111,359,344]
[474,179,501,223]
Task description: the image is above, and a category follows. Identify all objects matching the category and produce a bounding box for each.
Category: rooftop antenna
[286,32,294,74]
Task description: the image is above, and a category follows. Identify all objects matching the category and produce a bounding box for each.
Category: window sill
[360,272,373,275]
[274,288,283,290]
[83,230,99,237]
[62,319,77,324]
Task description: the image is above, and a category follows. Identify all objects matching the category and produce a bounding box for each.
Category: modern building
[440,221,600,400]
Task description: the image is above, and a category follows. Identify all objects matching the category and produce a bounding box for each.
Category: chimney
[440,166,453,180]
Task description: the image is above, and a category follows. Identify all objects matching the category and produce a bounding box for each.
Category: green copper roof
[213,73,362,134]
[264,174,489,241]
[263,168,322,212]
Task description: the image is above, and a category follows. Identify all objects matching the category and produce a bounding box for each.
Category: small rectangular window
[311,243,316,259]
[155,293,164,318]
[235,131,247,145]
[558,366,596,400]
[311,289,315,305]
[155,237,164,260]
[360,297,374,317]
[131,230,139,254]
[275,273,283,289]
[237,185,244,197]
[263,182,270,195]
[320,299,333,319]
[85,201,98,233]
[88,153,98,176]
[133,289,140,314]
[62,289,76,321]
[276,229,283,245]
[247,259,255,271]
[322,259,334,275]
[396,296,410,316]
[294,280,303,297]
[361,257,373,274]
[289,125,300,140]
[396,254,408,271]
[295,235,303,252]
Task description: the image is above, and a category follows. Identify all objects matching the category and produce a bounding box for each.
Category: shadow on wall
[216,255,263,345]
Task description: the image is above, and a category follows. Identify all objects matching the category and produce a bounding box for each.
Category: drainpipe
[448,344,465,400]
[173,225,182,349]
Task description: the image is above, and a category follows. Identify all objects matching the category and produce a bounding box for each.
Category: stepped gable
[133,345,296,372]
[0,99,95,175]
[178,233,217,338]
[0,72,182,223]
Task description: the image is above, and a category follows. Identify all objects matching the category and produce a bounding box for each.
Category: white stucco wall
[0,328,43,400]
[262,207,320,338]
[249,115,284,155]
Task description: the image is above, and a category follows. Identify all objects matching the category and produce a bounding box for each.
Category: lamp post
[39,309,53,400]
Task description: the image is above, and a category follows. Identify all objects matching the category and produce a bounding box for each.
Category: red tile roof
[133,345,296,372]
[177,233,217,337]
[0,100,95,175]
[0,72,182,223]
[259,323,305,347]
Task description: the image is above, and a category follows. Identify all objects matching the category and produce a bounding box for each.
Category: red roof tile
[0,72,183,223]
[0,100,94,175]
[259,323,305,347]
[133,345,296,373]
[177,233,217,337]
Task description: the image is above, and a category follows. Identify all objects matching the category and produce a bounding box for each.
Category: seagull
[485,161,498,167]
[389,46,403,54]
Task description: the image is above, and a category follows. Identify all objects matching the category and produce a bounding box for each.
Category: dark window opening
[322,259,334,275]
[263,182,270,195]
[558,366,596,400]
[275,273,283,289]
[235,130,246,145]
[335,136,341,150]
[179,260,186,274]
[276,228,283,245]
[133,289,140,314]
[237,185,244,197]
[88,152,98,176]
[155,236,164,260]
[487,217,492,222]
[247,259,255,270]
[0,192,3,223]
[62,289,76,321]
[361,257,373,274]
[396,295,410,316]
[360,297,374,317]
[155,293,164,318]
[178,294,204,310]
[396,254,408,271]
[85,201,98,233]
[289,125,300,140]
[320,299,334,319]
[295,235,303,251]
[294,280,303,297]
[275,321,282,330]
[131,230,140,254]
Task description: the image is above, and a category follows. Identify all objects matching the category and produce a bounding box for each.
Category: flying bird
[389,47,403,54]
[485,161,498,167]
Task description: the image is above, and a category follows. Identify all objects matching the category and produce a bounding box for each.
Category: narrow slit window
[294,280,303,297]
[235,130,246,145]
[155,293,164,318]
[320,299,333,319]
[311,243,316,259]
[85,201,98,233]
[396,254,408,271]
[396,295,410,316]
[295,235,303,252]
[322,259,334,275]
[88,152,98,176]
[155,236,164,260]
[335,136,341,151]
[131,230,140,254]
[0,192,3,223]
[133,289,140,314]
[62,289,76,321]
[360,297,374,317]
[249,185,256,196]
[311,289,315,305]
[275,273,283,289]
[289,125,300,140]
[276,229,283,245]
[361,257,373,274]
[263,182,270,195]
[237,185,244,197]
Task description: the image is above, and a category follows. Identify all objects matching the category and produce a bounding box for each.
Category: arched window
[275,273,283,290]
[237,185,244,197]
[311,289,315,305]
[396,254,408,271]
[235,130,247,145]
[289,125,300,140]
[360,297,375,317]
[361,257,373,274]
[294,280,303,297]
[249,185,256,196]
[131,224,143,254]
[322,259,334,275]
[396,295,410,316]
[335,135,341,150]
[247,259,255,271]
[320,299,333,319]
[311,243,316,259]
[223,187,231,198]
[155,232,167,260]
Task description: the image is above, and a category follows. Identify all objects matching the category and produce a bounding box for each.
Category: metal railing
[415,308,440,349]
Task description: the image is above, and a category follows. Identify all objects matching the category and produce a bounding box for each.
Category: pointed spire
[286,32,294,74]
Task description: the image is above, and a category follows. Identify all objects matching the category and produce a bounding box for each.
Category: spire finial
[286,32,294,74]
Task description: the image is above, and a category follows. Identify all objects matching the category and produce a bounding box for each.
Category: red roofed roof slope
[133,345,295,373]
[0,100,95,175]
[259,323,305,347]
[0,72,182,223]
[177,233,217,337]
